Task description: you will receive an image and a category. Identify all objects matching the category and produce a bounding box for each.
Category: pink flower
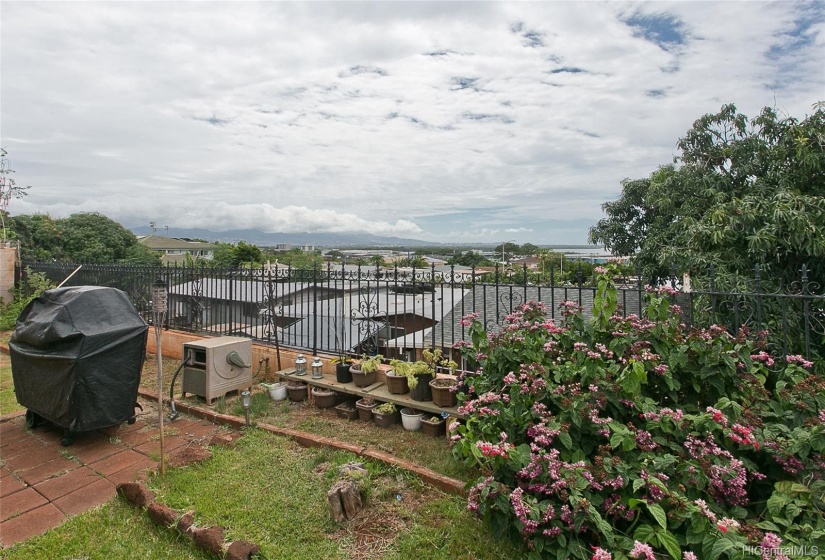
[683,553,698,560]
[630,541,655,560]
[591,547,612,560]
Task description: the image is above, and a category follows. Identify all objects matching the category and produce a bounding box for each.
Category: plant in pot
[330,355,354,384]
[420,414,446,437]
[355,396,378,421]
[311,387,337,409]
[429,377,458,407]
[410,349,457,402]
[350,354,382,388]
[334,400,358,420]
[286,381,308,402]
[399,407,424,431]
[260,381,287,401]
[373,402,399,428]
[385,359,414,394]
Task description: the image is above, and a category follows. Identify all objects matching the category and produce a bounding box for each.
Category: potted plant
[334,401,358,420]
[429,377,458,407]
[355,396,378,421]
[385,359,414,394]
[260,381,287,401]
[410,349,457,402]
[399,407,424,431]
[287,381,308,402]
[373,402,399,428]
[350,354,382,387]
[330,355,354,383]
[420,414,446,437]
[311,387,337,409]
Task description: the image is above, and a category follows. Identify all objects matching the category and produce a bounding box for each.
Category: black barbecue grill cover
[9,286,149,432]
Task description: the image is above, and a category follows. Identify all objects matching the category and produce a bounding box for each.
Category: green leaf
[633,478,646,493]
[775,481,810,495]
[657,530,682,560]
[558,430,572,450]
[634,524,656,543]
[706,537,736,560]
[646,502,667,530]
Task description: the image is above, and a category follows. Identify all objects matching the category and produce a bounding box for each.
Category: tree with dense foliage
[11,212,160,264]
[448,250,494,267]
[589,102,825,288]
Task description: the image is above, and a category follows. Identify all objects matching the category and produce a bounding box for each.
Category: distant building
[138,235,216,265]
[275,244,291,251]
[510,256,542,270]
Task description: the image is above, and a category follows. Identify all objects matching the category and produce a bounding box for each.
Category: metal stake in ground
[152,278,167,476]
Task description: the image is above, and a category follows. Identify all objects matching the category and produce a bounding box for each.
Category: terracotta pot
[287,382,308,402]
[355,398,378,421]
[421,417,446,437]
[350,365,376,388]
[312,387,337,409]
[410,373,433,402]
[429,378,457,407]
[385,371,410,395]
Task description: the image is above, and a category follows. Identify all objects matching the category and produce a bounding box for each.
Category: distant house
[138,235,216,265]
[510,256,542,270]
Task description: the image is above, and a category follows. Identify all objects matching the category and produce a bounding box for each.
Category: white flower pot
[268,382,287,401]
[400,408,423,431]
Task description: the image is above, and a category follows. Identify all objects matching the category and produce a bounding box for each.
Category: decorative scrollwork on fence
[258,272,284,342]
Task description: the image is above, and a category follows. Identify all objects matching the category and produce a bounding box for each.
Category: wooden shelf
[275,368,464,419]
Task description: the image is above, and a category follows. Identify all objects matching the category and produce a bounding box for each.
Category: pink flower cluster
[785,354,814,369]
[728,423,759,449]
[706,406,729,427]
[750,351,775,366]
[629,540,655,560]
[591,547,612,560]
[476,440,512,458]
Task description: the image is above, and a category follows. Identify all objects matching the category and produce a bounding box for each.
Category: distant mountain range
[130,227,441,247]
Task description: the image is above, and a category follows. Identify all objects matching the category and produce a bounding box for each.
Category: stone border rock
[117,481,261,560]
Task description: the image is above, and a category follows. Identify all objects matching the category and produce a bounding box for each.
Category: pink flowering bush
[452,267,824,559]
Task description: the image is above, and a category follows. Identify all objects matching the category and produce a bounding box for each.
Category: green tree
[234,241,262,266]
[11,213,62,262]
[590,102,825,288]
[447,251,493,267]
[56,212,139,263]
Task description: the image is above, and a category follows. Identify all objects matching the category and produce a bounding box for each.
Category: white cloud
[2,1,822,244]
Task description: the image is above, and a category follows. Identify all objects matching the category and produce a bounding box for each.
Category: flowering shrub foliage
[451,267,824,559]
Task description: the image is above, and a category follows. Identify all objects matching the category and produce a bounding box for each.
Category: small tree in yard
[452,266,824,559]
[0,148,30,244]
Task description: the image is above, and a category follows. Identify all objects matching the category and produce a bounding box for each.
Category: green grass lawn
[0,362,23,416]
[4,430,524,559]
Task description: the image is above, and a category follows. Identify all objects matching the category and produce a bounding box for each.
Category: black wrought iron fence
[19,262,824,367]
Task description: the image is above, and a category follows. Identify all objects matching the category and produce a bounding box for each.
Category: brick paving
[0,399,226,548]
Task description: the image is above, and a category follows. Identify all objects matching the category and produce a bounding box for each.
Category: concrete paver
[0,503,65,548]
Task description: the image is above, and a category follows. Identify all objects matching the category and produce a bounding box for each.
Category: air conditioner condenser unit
[181,337,253,404]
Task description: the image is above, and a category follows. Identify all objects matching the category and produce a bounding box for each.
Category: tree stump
[327,478,363,522]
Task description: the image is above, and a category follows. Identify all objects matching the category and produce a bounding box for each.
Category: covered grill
[10,286,149,445]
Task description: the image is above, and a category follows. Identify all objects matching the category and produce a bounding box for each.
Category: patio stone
[0,503,65,548]
[52,477,116,516]
[34,467,101,502]
[0,487,48,521]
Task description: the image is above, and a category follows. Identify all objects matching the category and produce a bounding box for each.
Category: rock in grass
[225,540,261,560]
[147,502,179,527]
[177,510,195,534]
[191,525,225,556]
[209,431,241,448]
[116,481,155,507]
[168,446,213,468]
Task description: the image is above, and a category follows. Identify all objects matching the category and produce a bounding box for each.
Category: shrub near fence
[451,270,824,559]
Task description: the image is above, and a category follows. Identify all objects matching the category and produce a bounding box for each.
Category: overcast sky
[1,1,822,245]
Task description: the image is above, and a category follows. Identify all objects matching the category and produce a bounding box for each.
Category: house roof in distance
[138,235,217,251]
